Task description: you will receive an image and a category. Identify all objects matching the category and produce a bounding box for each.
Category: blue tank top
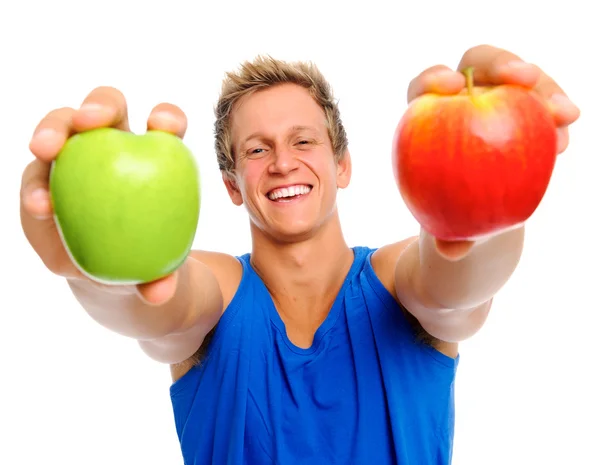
[170,246,459,464]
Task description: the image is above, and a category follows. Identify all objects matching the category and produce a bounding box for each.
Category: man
[21,44,579,464]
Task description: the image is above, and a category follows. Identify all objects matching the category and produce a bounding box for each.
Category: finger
[20,160,53,219]
[459,45,580,132]
[406,65,466,103]
[71,86,130,132]
[136,273,178,306]
[556,127,569,155]
[457,44,541,88]
[20,160,80,277]
[435,239,475,262]
[147,103,188,139]
[29,107,76,163]
[528,75,580,128]
[547,93,581,128]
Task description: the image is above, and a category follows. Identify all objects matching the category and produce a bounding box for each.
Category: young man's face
[224,83,351,242]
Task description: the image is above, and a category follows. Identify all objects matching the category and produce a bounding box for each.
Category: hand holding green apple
[49,127,200,285]
[21,87,196,305]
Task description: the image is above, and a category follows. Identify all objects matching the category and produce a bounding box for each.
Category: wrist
[418,225,525,310]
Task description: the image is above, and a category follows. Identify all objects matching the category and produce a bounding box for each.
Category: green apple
[49,127,201,285]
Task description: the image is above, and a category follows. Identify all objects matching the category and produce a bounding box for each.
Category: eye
[245,147,268,158]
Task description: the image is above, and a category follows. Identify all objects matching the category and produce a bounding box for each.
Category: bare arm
[21,86,232,368]
[394,226,524,343]
[389,44,579,347]
[68,253,224,364]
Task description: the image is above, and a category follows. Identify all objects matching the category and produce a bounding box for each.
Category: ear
[336,150,352,189]
[222,171,244,206]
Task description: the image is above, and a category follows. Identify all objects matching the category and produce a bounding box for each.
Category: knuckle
[43,253,68,276]
[148,103,188,136]
[462,43,493,58]
[152,102,186,118]
[411,65,448,85]
[46,256,70,276]
[21,160,47,190]
[76,86,130,130]
[46,106,74,119]
[536,79,557,96]
[407,65,454,102]
[35,107,75,132]
[425,64,451,75]
[93,85,125,99]
[21,159,38,179]
[458,44,503,68]
[416,65,451,84]
[84,86,127,108]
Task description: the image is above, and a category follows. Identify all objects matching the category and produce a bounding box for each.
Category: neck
[249,210,354,301]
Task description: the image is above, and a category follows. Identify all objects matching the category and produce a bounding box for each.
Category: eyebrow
[240,125,320,146]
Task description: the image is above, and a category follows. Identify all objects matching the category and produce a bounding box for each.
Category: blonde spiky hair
[214,55,348,173]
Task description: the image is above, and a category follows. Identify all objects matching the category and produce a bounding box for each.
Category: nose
[268,146,299,175]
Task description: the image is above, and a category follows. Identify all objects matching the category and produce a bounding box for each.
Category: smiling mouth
[267,184,313,202]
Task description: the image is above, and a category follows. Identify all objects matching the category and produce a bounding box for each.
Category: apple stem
[462,66,475,96]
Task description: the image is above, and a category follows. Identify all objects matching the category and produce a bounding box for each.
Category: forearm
[396,226,524,342]
[67,256,221,341]
[418,226,525,310]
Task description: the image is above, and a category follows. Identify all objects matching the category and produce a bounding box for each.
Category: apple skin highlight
[49,128,201,285]
[392,69,558,241]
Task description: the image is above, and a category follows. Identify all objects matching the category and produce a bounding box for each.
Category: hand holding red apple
[394,45,581,260]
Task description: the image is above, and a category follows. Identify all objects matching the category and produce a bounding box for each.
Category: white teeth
[268,184,311,200]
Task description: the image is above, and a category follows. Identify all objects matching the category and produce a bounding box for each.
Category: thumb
[434,238,475,261]
[136,272,178,306]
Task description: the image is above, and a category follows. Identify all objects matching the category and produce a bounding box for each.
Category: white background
[1,0,598,464]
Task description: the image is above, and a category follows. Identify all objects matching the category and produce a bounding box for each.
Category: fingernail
[29,187,48,202]
[80,103,104,113]
[433,70,460,81]
[549,93,580,114]
[153,111,183,124]
[31,128,60,146]
[150,111,184,130]
[27,188,52,219]
[79,103,115,118]
[502,60,535,71]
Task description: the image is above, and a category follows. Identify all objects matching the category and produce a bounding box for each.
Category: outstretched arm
[395,226,523,342]
[21,86,228,367]
[394,44,579,344]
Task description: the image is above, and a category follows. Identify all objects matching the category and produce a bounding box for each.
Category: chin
[249,189,338,244]
[250,216,323,244]
[270,221,321,244]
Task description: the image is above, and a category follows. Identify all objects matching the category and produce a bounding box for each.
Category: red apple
[391,67,558,241]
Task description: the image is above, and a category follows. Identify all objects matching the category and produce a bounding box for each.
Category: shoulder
[369,237,418,293]
[190,250,244,311]
[170,250,245,382]
[368,238,457,358]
